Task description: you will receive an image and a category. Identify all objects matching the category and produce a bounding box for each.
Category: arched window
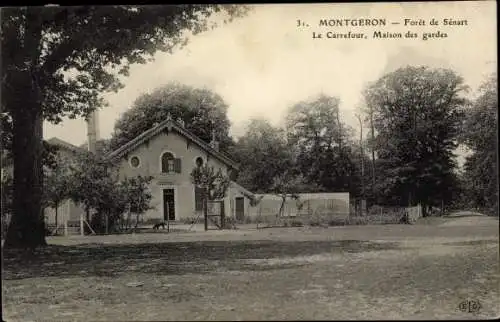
[195,156,204,167]
[161,152,175,173]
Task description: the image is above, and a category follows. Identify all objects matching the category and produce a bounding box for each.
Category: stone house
[104,117,254,223]
[42,116,254,226]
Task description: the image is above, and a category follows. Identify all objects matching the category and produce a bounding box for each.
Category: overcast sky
[44,2,497,149]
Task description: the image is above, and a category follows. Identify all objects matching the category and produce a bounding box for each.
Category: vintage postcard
[1,1,498,321]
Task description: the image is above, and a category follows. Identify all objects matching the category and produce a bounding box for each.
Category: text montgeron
[318,18,387,27]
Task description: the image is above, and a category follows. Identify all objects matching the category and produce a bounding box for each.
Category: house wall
[227,186,252,220]
[116,129,231,221]
[247,192,350,219]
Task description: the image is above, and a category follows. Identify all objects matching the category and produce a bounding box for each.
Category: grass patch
[2,239,400,280]
[253,212,405,228]
[3,222,499,321]
[442,239,499,246]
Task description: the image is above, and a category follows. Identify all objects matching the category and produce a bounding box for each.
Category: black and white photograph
[1,2,498,320]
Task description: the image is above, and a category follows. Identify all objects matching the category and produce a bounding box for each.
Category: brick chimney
[87,110,99,154]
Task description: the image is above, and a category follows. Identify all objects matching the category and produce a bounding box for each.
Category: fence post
[80,213,84,236]
[220,200,225,229]
[204,190,208,231]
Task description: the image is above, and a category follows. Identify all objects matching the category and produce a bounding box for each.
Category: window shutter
[174,158,182,173]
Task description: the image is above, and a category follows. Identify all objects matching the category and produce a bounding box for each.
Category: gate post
[220,200,225,229]
[80,213,84,236]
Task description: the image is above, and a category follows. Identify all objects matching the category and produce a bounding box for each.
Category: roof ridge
[46,137,84,151]
[105,119,239,170]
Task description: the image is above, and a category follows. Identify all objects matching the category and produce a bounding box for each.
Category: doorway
[163,189,176,221]
[235,197,245,221]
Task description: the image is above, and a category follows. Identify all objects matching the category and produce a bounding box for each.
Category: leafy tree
[109,83,234,152]
[68,152,118,226]
[190,164,231,230]
[68,150,154,233]
[285,94,356,192]
[231,118,294,193]
[1,5,249,248]
[119,175,154,230]
[269,171,320,220]
[42,153,74,233]
[89,175,154,233]
[364,66,467,213]
[1,139,60,171]
[461,73,498,215]
[348,141,374,207]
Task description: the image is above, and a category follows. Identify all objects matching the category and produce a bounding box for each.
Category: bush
[308,220,322,227]
[328,217,349,226]
[290,220,304,227]
[224,216,238,229]
[224,210,408,228]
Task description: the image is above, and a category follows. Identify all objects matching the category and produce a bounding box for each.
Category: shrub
[142,218,167,225]
[290,220,304,227]
[224,216,239,229]
[328,217,349,226]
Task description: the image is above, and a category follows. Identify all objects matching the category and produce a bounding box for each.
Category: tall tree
[68,151,118,224]
[1,5,248,248]
[285,94,356,192]
[190,164,231,230]
[109,82,233,152]
[42,152,74,233]
[364,66,467,211]
[231,118,294,193]
[68,150,154,233]
[461,73,498,215]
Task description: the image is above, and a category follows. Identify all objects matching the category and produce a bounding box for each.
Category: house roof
[230,181,255,199]
[2,138,83,169]
[46,137,85,153]
[104,119,240,170]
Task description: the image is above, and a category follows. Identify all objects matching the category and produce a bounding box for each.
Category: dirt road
[2,214,499,321]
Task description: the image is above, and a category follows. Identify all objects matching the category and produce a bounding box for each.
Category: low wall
[248,192,350,219]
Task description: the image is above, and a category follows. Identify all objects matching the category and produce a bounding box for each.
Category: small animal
[153,222,166,230]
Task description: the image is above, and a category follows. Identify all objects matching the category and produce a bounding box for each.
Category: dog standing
[153,222,166,229]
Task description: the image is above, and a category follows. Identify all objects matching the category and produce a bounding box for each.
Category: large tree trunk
[4,9,45,249]
[4,109,46,248]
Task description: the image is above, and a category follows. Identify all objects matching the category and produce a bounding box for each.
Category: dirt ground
[2,215,499,321]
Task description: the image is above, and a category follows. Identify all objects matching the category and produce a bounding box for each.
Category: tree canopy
[109,82,233,152]
[461,73,498,214]
[286,94,356,192]
[231,118,294,193]
[363,66,468,210]
[1,5,249,248]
